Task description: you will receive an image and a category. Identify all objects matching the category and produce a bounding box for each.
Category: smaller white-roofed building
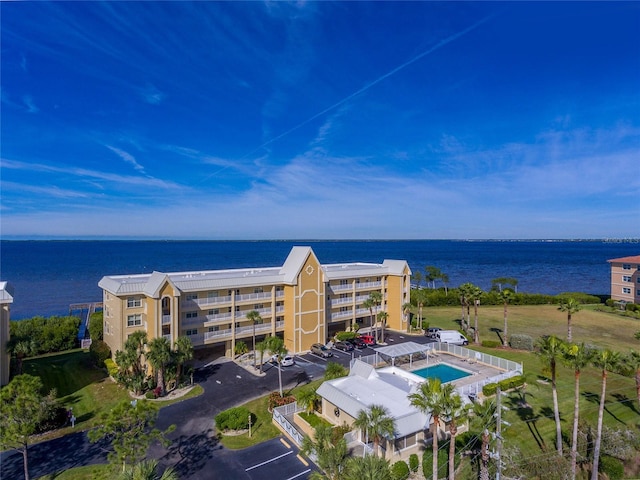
[98,247,411,359]
[317,359,436,461]
[0,281,14,386]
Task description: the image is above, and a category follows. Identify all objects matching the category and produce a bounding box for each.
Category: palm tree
[256,340,269,374]
[172,336,193,384]
[562,343,594,480]
[377,311,388,344]
[119,459,178,480]
[296,386,320,414]
[246,310,262,368]
[591,349,621,480]
[6,339,34,375]
[413,288,428,331]
[343,455,392,480]
[558,298,582,343]
[470,400,496,480]
[353,404,396,458]
[442,387,467,480]
[266,336,287,397]
[324,361,348,381]
[363,298,376,336]
[441,272,450,295]
[146,337,172,396]
[458,283,473,333]
[402,302,412,333]
[369,291,383,342]
[408,378,448,480]
[627,350,640,410]
[469,285,483,344]
[425,266,442,289]
[498,289,514,347]
[536,335,565,456]
[302,423,348,480]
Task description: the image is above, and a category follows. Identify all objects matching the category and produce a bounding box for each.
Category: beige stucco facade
[0,282,14,386]
[99,247,411,358]
[608,255,640,304]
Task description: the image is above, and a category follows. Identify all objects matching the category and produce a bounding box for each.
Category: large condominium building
[607,255,640,304]
[99,246,411,358]
[0,281,14,386]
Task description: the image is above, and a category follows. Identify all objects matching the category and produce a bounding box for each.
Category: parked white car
[270,354,295,366]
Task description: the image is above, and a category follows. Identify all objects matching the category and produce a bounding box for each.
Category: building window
[185,329,198,336]
[127,297,141,308]
[340,279,349,286]
[254,304,264,310]
[185,312,198,319]
[623,276,632,282]
[623,287,631,294]
[208,309,219,315]
[186,293,198,301]
[623,264,631,270]
[207,291,218,298]
[208,326,219,332]
[235,322,241,328]
[127,314,142,327]
[254,287,263,294]
[228,289,240,296]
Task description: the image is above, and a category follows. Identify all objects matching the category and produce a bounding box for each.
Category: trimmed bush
[391,460,410,480]
[409,453,419,472]
[510,334,534,351]
[145,391,155,399]
[215,406,252,431]
[481,340,500,348]
[335,331,357,341]
[599,455,624,480]
[89,339,111,368]
[268,392,296,411]
[104,358,118,377]
[483,383,498,397]
[483,375,526,396]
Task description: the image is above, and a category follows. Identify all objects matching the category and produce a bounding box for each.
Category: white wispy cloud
[22,95,39,113]
[105,145,146,173]
[1,181,89,199]
[140,83,165,105]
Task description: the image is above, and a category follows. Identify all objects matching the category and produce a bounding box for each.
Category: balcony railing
[355,281,382,290]
[162,315,171,325]
[203,321,285,342]
[330,284,353,293]
[181,295,232,309]
[331,297,353,306]
[235,291,273,303]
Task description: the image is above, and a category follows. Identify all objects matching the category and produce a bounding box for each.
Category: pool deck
[395,352,505,390]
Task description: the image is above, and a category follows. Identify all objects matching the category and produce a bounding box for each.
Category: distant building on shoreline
[0,281,14,386]
[607,255,640,304]
[99,246,411,358]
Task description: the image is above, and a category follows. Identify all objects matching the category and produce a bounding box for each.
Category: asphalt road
[1,331,433,479]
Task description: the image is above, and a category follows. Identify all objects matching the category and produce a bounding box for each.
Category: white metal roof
[317,359,430,438]
[374,341,432,358]
[0,281,14,304]
[98,247,408,297]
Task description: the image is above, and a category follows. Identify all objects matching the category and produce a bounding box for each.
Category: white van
[436,330,469,346]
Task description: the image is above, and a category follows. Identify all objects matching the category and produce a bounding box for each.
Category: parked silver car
[310,343,333,358]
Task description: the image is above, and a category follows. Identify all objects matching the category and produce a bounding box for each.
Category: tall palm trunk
[158,366,165,396]
[432,415,439,480]
[448,422,458,480]
[567,313,573,342]
[636,367,640,410]
[570,369,581,480]
[502,302,508,347]
[551,359,562,455]
[473,303,480,344]
[591,370,608,480]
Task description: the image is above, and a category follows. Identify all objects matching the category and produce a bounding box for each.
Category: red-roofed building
[607,255,640,304]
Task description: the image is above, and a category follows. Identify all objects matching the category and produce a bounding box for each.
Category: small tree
[88,399,174,473]
[0,374,58,480]
[296,387,320,414]
[119,459,178,480]
[353,404,396,458]
[377,311,389,344]
[559,298,582,343]
[302,423,348,480]
[246,310,262,368]
[88,311,104,341]
[146,337,172,396]
[324,362,348,381]
[266,336,287,397]
[172,336,194,384]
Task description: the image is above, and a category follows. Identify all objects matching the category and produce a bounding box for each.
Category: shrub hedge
[9,315,81,355]
[509,334,534,351]
[482,374,526,396]
[599,455,624,480]
[89,340,111,368]
[391,460,410,480]
[409,453,419,472]
[215,406,252,431]
[104,358,118,377]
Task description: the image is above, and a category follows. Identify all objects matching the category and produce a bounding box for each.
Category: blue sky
[1,2,639,240]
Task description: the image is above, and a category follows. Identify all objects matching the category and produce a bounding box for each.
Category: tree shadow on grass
[490,327,504,345]
[505,391,547,451]
[612,393,639,417]
[582,391,626,424]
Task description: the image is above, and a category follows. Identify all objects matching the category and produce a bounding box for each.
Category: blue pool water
[411,363,471,383]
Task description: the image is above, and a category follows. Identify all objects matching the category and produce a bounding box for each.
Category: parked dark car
[347,337,367,349]
[334,341,354,352]
[310,343,333,358]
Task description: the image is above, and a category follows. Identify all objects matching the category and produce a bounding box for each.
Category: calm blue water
[411,363,472,383]
[0,240,638,319]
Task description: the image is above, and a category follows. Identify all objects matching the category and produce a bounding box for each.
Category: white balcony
[182,295,232,309]
[235,291,273,303]
[355,281,382,290]
[330,284,353,293]
[331,297,353,306]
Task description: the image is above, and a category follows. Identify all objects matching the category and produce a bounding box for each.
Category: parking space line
[245,451,293,471]
[280,438,290,448]
[297,454,309,466]
[285,469,311,480]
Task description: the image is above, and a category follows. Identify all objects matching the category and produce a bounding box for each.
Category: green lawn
[36,463,118,480]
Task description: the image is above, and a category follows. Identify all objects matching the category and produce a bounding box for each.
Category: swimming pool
[411,363,471,383]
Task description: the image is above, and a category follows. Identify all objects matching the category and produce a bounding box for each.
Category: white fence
[272,402,305,446]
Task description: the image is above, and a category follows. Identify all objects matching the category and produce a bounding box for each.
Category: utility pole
[496,387,503,480]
